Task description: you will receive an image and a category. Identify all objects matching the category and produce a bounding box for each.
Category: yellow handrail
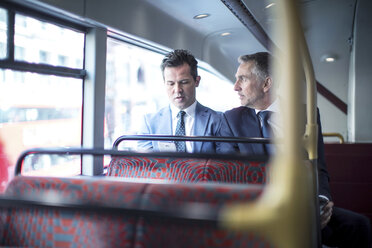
[323,132,345,144]
[301,26,318,161]
[220,0,317,247]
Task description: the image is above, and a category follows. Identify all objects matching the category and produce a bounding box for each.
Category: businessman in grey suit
[219,52,371,247]
[137,49,224,153]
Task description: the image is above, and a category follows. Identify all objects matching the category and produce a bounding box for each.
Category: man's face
[164,63,200,110]
[234,61,265,108]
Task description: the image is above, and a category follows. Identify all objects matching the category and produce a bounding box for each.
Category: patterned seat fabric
[135,183,273,248]
[108,156,208,182]
[1,176,146,248]
[205,159,267,184]
[1,175,272,247]
[108,156,268,184]
[5,176,146,206]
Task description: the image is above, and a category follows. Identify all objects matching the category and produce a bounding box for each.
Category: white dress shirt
[254,99,281,137]
[170,101,197,152]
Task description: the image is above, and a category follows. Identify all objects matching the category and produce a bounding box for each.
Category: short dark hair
[238,52,272,80]
[161,49,198,80]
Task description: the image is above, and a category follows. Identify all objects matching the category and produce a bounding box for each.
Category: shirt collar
[254,99,280,114]
[170,101,197,120]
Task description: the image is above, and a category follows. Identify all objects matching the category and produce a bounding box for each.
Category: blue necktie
[175,111,186,152]
[257,111,273,153]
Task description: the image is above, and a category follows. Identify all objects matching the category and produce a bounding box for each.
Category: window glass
[0,69,83,187]
[14,14,84,68]
[105,38,165,149]
[105,38,239,150]
[197,67,239,112]
[22,153,81,177]
[0,8,7,59]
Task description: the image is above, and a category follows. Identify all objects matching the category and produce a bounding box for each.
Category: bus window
[0,9,85,190]
[21,153,81,177]
[105,37,165,150]
[14,14,84,68]
[197,66,240,112]
[0,8,6,59]
[0,70,83,178]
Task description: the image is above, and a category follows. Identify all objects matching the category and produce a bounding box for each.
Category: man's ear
[195,76,201,87]
[263,77,273,93]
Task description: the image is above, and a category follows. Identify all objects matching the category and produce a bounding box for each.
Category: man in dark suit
[219,52,371,247]
[137,49,225,153]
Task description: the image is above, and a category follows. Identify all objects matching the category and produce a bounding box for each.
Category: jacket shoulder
[225,106,250,117]
[196,102,222,116]
[143,106,169,121]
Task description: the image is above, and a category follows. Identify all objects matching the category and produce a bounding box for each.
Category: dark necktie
[257,111,273,153]
[175,111,186,152]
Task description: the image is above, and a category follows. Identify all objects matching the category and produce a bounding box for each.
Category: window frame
[0,2,98,176]
[0,1,87,79]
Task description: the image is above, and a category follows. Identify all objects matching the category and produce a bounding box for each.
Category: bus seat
[108,156,268,184]
[108,156,208,182]
[1,175,272,247]
[134,182,273,248]
[325,143,372,224]
[1,176,146,247]
[5,176,145,207]
[204,159,267,184]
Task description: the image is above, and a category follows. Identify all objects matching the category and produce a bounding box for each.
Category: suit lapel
[151,106,172,150]
[193,102,210,152]
[156,106,173,134]
[194,102,209,135]
[240,108,266,154]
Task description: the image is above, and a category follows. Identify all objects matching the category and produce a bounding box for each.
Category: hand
[320,201,334,229]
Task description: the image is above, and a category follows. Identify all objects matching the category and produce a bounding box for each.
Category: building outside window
[0,8,85,191]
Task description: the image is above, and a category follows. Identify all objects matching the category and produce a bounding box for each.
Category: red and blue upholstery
[205,159,267,184]
[1,176,146,248]
[108,156,208,182]
[5,176,146,207]
[134,182,274,248]
[1,168,271,247]
[108,156,268,184]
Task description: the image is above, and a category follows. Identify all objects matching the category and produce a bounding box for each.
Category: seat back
[5,147,273,247]
[205,159,267,184]
[1,176,272,248]
[325,143,372,224]
[108,156,268,184]
[135,182,273,248]
[1,176,146,247]
[108,156,208,182]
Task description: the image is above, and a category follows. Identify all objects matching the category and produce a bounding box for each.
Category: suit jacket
[218,106,331,200]
[137,102,224,153]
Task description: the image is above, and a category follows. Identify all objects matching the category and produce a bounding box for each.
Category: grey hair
[238,52,272,80]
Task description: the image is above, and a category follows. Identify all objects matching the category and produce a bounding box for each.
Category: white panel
[317,94,348,142]
[84,0,202,53]
[348,0,372,142]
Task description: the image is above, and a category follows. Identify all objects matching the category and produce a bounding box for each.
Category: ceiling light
[220,32,231,36]
[265,3,276,9]
[321,54,337,63]
[193,13,210,19]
